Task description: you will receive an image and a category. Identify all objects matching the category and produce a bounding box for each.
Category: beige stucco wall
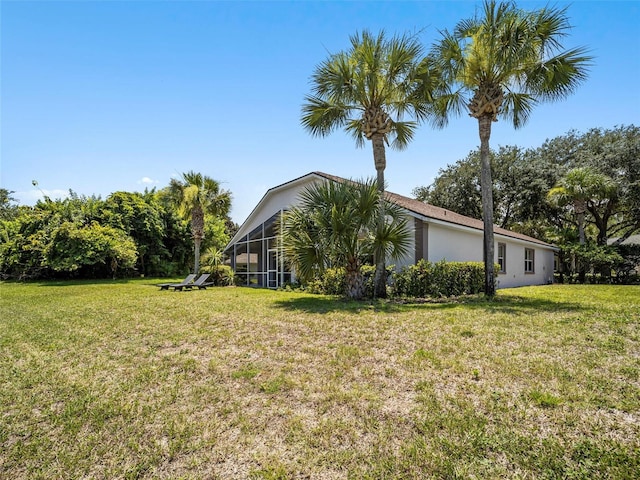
[395,219,555,288]
[495,239,555,288]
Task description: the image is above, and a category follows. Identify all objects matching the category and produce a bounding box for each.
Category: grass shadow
[273,292,588,315]
[27,278,137,287]
[272,295,399,314]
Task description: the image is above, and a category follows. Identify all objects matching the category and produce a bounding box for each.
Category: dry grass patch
[1,280,638,479]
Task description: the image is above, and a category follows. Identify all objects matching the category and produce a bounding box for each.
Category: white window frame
[497,243,507,274]
[524,248,535,274]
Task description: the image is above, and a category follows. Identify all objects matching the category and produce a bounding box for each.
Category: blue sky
[2,1,639,224]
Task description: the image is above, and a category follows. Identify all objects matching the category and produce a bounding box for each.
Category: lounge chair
[180,273,213,290]
[158,274,196,290]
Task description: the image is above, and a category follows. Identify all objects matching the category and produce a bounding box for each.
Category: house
[224,172,557,289]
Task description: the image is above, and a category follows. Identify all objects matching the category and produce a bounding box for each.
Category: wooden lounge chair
[180,273,212,290]
[158,274,196,290]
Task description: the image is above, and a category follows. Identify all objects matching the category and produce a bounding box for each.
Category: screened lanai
[224,211,292,288]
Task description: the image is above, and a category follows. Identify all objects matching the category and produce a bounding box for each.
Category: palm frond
[301,95,352,137]
[280,177,412,286]
[302,28,438,156]
[344,119,367,148]
[525,47,593,101]
[432,0,590,129]
[388,121,417,151]
[500,91,536,128]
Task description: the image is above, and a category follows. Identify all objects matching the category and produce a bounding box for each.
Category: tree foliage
[0,189,19,221]
[44,222,137,277]
[413,125,639,282]
[0,175,234,280]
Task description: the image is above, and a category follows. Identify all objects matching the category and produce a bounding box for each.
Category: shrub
[200,264,235,286]
[303,264,388,298]
[43,222,138,278]
[314,267,347,295]
[305,261,485,299]
[392,259,486,298]
[613,243,640,284]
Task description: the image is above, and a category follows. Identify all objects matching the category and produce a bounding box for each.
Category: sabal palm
[168,171,231,275]
[302,30,435,297]
[281,178,412,300]
[548,167,617,246]
[431,0,591,296]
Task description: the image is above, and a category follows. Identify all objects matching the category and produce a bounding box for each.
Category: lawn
[1,280,638,479]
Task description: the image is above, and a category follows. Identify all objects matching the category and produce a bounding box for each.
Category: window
[524,248,535,273]
[497,243,506,273]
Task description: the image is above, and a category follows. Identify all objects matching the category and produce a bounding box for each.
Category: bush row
[304,260,488,298]
[393,259,487,297]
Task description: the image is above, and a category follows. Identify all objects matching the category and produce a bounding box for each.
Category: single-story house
[224,172,557,289]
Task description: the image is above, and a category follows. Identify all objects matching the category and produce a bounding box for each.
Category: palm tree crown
[434,0,592,128]
[547,167,617,245]
[301,30,431,159]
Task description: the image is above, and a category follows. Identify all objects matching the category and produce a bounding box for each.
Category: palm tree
[301,30,437,298]
[548,167,616,282]
[168,171,231,275]
[280,178,412,300]
[431,0,591,296]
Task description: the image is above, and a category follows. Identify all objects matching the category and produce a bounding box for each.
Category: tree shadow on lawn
[23,277,184,288]
[27,278,136,287]
[273,293,588,316]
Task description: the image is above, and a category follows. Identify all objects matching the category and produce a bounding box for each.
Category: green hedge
[307,260,489,299]
[391,259,488,298]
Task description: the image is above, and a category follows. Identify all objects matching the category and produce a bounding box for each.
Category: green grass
[1,280,639,479]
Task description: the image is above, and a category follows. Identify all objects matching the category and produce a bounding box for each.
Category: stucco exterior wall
[428,221,484,263]
[395,220,555,289]
[495,239,555,288]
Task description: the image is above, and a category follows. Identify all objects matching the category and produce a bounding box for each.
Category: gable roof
[228,171,555,249]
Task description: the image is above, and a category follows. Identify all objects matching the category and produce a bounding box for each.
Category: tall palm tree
[301,30,438,298]
[280,178,412,300]
[168,171,231,275]
[431,0,591,296]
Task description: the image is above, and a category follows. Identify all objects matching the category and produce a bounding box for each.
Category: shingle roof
[312,171,555,248]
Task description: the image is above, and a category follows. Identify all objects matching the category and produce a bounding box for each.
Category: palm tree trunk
[576,201,586,283]
[478,116,496,297]
[194,237,201,275]
[372,134,386,192]
[372,134,387,298]
[576,204,586,245]
[345,257,364,300]
[191,206,205,276]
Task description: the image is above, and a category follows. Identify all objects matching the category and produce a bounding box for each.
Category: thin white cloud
[137,177,159,185]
